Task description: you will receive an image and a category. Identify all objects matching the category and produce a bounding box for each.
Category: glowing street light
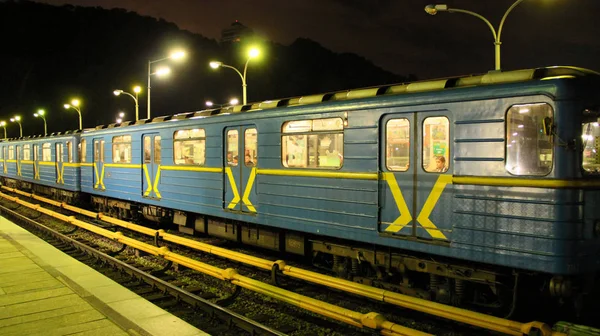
[33,109,47,135]
[205,98,240,108]
[116,112,125,124]
[147,49,186,119]
[114,86,141,121]
[0,121,6,139]
[63,98,82,130]
[425,0,527,71]
[209,47,260,105]
[9,115,22,138]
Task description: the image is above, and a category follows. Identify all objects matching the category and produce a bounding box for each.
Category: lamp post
[34,109,47,135]
[114,86,141,121]
[0,121,6,139]
[210,47,260,105]
[147,50,186,119]
[425,0,526,71]
[10,116,22,138]
[63,99,82,130]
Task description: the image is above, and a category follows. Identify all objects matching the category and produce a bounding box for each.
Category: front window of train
[582,122,600,174]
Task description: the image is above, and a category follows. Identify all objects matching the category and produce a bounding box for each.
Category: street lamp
[116,112,125,124]
[0,121,6,139]
[147,50,186,119]
[10,116,22,138]
[114,86,141,121]
[425,0,526,71]
[210,47,260,105]
[34,109,47,135]
[63,98,82,130]
[205,98,240,108]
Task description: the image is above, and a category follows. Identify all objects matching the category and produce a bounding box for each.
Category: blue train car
[0,133,81,201]
[3,66,599,309]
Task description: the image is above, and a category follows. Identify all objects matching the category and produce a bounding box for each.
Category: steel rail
[0,202,286,336]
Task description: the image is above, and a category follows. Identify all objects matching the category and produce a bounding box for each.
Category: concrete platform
[0,216,208,336]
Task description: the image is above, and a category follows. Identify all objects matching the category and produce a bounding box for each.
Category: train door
[16,145,21,176]
[0,145,5,174]
[379,112,452,242]
[223,126,258,213]
[379,113,416,238]
[93,138,105,189]
[142,133,161,198]
[33,144,39,179]
[55,143,63,184]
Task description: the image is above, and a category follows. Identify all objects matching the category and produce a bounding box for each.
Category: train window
[23,144,31,161]
[244,129,257,167]
[66,141,73,163]
[56,143,63,163]
[506,103,553,175]
[282,118,344,169]
[8,146,14,160]
[100,140,105,163]
[34,145,38,161]
[386,119,410,171]
[112,135,131,163]
[582,122,600,173]
[42,143,51,161]
[423,117,450,173]
[94,140,99,162]
[143,136,151,163]
[174,129,206,165]
[154,136,161,164]
[79,139,86,163]
[227,130,239,166]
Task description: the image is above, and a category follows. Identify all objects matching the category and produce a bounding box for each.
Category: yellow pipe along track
[0,186,565,336]
[0,190,426,336]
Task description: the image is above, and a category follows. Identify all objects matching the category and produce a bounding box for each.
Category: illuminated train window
[79,139,86,163]
[386,119,410,171]
[282,118,344,169]
[112,135,132,163]
[174,129,206,165]
[583,122,600,174]
[244,128,257,167]
[423,117,450,173]
[23,144,31,161]
[506,103,553,176]
[8,146,14,160]
[42,143,51,161]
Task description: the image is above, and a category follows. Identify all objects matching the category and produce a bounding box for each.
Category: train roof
[1,65,598,143]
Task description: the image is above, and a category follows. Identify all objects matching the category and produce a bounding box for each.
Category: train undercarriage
[5,178,595,319]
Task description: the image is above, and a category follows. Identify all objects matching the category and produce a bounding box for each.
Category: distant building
[220,20,254,44]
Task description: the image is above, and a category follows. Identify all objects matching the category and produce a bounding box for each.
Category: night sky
[34,0,600,79]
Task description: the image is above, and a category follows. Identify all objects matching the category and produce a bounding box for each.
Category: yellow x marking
[225,167,241,209]
[55,162,65,184]
[382,173,450,240]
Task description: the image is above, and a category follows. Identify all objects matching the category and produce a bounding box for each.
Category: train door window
[143,136,151,163]
[386,119,410,171]
[16,146,20,161]
[173,129,206,165]
[244,128,257,166]
[23,144,31,161]
[66,141,73,163]
[112,135,131,163]
[154,136,161,164]
[42,143,51,161]
[33,145,38,161]
[282,118,344,169]
[0,147,3,159]
[100,140,105,163]
[56,143,63,162]
[506,103,553,175]
[422,117,449,173]
[80,139,86,162]
[583,122,600,174]
[9,146,14,160]
[227,130,239,166]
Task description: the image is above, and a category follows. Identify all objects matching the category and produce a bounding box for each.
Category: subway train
[1,66,599,311]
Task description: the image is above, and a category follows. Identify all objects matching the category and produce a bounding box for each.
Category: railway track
[0,202,289,336]
[3,188,594,336]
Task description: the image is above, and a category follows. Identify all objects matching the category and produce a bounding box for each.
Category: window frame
[281,117,344,170]
[505,103,554,176]
[23,144,31,161]
[173,129,206,166]
[112,135,132,164]
[385,118,411,172]
[422,116,450,174]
